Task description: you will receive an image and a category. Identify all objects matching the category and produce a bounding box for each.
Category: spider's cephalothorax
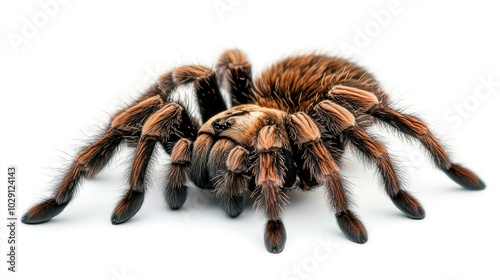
[23,49,485,253]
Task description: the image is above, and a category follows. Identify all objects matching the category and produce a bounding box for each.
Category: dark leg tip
[217,194,245,218]
[110,215,123,225]
[165,186,187,210]
[22,199,69,224]
[445,164,486,191]
[111,191,145,225]
[391,190,426,220]
[335,210,368,244]
[264,220,287,253]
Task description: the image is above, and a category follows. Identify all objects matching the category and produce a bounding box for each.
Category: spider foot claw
[391,190,426,219]
[217,194,244,218]
[22,198,69,224]
[336,210,368,244]
[111,190,144,224]
[264,220,287,253]
[165,186,187,210]
[445,164,486,191]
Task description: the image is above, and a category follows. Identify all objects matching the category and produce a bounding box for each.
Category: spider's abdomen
[253,54,383,113]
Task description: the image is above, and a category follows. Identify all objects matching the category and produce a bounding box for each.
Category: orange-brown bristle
[445,164,486,190]
[22,199,69,224]
[111,190,145,225]
[335,210,368,244]
[390,190,425,219]
[264,220,287,253]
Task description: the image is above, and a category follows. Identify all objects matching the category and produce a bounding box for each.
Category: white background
[1,1,499,280]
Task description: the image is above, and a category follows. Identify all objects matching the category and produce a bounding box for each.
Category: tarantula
[23,49,485,253]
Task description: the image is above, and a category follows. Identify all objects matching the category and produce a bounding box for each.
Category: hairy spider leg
[312,100,425,219]
[217,49,254,105]
[213,145,251,218]
[287,113,368,244]
[190,130,243,210]
[111,104,197,224]
[22,96,165,224]
[165,139,193,210]
[190,133,215,190]
[252,124,292,253]
[113,65,229,224]
[21,69,192,225]
[328,84,486,190]
[23,63,229,224]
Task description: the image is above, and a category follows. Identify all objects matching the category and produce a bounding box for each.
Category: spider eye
[213,120,232,134]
